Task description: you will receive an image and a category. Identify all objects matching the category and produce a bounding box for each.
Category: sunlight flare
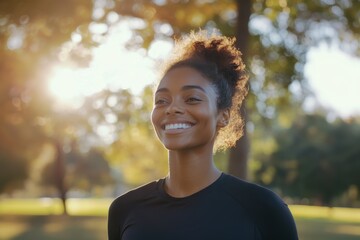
[47,22,168,108]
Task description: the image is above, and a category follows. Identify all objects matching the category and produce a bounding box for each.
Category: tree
[1,0,359,195]
[40,143,113,213]
[0,0,94,193]
[112,0,252,178]
[0,1,118,213]
[106,86,168,186]
[108,0,360,180]
[255,114,360,205]
[228,0,251,179]
[42,87,140,212]
[0,151,27,193]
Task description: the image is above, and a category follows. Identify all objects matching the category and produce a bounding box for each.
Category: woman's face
[151,66,227,151]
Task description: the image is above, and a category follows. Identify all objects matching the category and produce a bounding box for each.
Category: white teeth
[165,123,192,130]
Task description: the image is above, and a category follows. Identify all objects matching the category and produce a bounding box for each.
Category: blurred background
[0,0,359,239]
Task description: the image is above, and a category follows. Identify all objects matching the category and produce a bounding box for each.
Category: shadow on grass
[0,215,107,240]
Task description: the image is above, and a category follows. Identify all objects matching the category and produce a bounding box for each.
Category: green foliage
[112,0,237,48]
[0,0,94,193]
[106,86,168,186]
[110,0,360,182]
[0,152,28,193]
[255,114,360,205]
[0,0,359,199]
[0,0,94,54]
[248,0,360,119]
[39,147,114,193]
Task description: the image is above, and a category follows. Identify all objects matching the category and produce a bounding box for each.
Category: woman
[108,31,298,240]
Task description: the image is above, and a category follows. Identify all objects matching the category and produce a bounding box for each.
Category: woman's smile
[165,123,192,130]
[151,66,221,151]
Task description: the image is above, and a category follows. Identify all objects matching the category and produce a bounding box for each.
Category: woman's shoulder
[109,179,160,211]
[221,173,284,205]
[107,180,163,239]
[221,173,298,239]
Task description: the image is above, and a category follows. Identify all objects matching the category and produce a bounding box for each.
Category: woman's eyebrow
[155,88,169,94]
[182,85,206,92]
[155,85,206,94]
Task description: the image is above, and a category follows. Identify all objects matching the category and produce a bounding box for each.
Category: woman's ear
[217,108,230,128]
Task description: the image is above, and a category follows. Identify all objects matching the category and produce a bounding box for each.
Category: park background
[0,0,360,239]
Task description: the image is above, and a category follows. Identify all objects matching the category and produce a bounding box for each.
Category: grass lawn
[0,215,107,240]
[296,217,360,240]
[1,199,360,239]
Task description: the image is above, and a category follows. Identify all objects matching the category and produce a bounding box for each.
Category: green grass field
[1,198,360,240]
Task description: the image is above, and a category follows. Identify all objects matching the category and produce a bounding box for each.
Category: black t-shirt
[108,173,298,240]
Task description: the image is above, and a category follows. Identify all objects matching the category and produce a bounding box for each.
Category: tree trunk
[228,0,251,180]
[54,140,68,215]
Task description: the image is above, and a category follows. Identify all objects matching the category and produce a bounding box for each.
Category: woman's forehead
[157,66,212,89]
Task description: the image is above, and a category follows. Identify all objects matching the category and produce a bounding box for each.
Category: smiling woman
[107,30,298,240]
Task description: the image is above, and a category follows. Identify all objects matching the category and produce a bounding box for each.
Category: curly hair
[157,30,248,152]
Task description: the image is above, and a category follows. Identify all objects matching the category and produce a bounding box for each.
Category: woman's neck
[164,148,221,198]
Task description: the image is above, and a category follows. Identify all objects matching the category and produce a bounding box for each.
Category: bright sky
[304,44,360,118]
[48,23,360,118]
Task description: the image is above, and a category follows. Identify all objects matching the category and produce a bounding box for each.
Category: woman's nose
[165,100,184,115]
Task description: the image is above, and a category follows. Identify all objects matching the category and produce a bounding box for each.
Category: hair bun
[185,33,246,89]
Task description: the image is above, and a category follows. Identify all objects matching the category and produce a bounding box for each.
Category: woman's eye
[155,99,167,105]
[186,97,201,103]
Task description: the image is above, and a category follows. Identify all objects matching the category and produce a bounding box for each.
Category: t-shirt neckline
[157,172,226,201]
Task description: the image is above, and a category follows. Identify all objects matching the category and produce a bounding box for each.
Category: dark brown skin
[151,67,229,198]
